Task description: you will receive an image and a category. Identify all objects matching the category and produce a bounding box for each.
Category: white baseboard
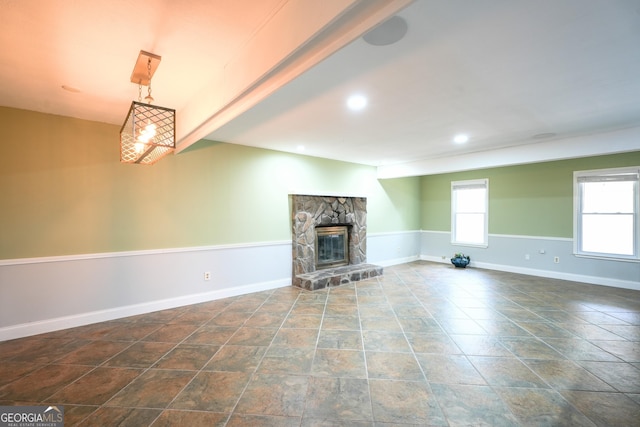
[0,278,290,342]
[377,255,420,267]
[420,255,640,291]
[420,255,451,264]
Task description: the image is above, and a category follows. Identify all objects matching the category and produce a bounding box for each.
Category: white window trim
[451,178,489,248]
[573,166,640,261]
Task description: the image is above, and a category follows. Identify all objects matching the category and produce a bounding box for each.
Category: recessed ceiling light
[453,134,469,144]
[346,94,368,111]
[296,145,305,152]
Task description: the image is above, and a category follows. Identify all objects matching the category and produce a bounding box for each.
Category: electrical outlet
[553,257,559,264]
[204,271,211,281]
[525,254,530,260]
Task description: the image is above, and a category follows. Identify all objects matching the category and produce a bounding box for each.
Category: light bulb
[145,123,157,134]
[137,122,156,143]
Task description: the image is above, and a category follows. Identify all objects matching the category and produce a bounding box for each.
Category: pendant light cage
[119,50,175,165]
[120,101,175,165]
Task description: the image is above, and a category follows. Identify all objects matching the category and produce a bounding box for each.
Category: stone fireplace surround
[291,194,383,290]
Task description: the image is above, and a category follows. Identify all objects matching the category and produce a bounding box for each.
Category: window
[452,179,488,247]
[574,167,639,260]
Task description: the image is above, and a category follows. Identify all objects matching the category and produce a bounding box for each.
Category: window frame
[573,166,640,261]
[451,178,489,248]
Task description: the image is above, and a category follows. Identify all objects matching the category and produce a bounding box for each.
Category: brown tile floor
[1,261,639,426]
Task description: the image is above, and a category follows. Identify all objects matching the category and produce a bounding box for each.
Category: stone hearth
[291,194,383,290]
[295,263,383,291]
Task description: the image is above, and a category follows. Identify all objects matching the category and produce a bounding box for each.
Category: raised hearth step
[294,263,383,291]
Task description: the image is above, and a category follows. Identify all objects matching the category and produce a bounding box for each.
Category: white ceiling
[2,0,640,177]
[0,0,287,124]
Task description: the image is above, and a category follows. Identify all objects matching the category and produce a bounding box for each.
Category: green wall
[5,105,635,260]
[420,152,640,237]
[0,107,421,260]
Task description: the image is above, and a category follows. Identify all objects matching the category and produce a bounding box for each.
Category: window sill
[574,253,640,263]
[452,242,488,249]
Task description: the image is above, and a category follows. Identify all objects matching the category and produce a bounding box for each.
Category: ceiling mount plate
[130,50,161,86]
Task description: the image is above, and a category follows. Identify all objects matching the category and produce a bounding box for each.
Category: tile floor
[1,261,639,426]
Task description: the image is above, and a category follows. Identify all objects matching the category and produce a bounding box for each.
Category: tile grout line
[219,288,305,425]
[354,276,376,424]
[385,266,452,424]
[296,285,330,424]
[405,263,607,424]
[40,318,179,424]
[76,294,260,425]
[93,302,233,426]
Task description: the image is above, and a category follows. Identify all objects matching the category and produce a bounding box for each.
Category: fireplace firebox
[315,226,349,269]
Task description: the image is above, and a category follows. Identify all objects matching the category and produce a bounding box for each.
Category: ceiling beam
[175,0,414,154]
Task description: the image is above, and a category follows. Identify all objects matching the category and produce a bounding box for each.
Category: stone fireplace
[291,194,383,290]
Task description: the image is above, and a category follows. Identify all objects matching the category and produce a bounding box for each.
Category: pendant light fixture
[120,50,175,165]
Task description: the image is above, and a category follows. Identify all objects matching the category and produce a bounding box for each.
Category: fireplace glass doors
[315,226,349,269]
